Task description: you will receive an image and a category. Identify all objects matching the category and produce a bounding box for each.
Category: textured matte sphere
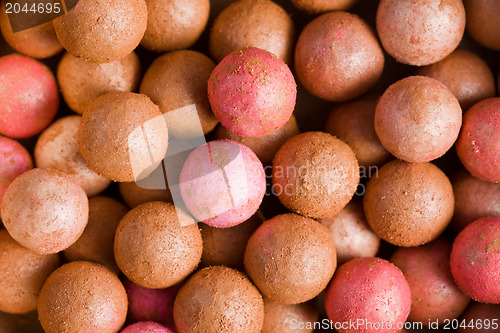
[209,0,295,64]
[78,92,168,182]
[464,0,500,51]
[375,76,462,163]
[114,201,203,289]
[376,0,465,66]
[450,217,500,304]
[53,0,147,63]
[244,214,336,304]
[364,160,454,247]
[173,266,264,333]
[272,132,359,218]
[0,230,60,314]
[391,238,470,323]
[141,0,209,52]
[261,297,318,333]
[35,116,111,197]
[295,11,384,102]
[57,52,141,115]
[325,257,411,333]
[456,98,500,183]
[38,261,128,333]
[1,168,89,254]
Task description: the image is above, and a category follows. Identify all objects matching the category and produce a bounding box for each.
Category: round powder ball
[464,0,500,51]
[0,230,60,314]
[141,0,209,52]
[244,213,336,304]
[294,11,384,102]
[38,261,128,333]
[272,132,359,219]
[140,50,218,137]
[376,0,465,66]
[215,115,300,165]
[209,0,295,64]
[208,47,296,137]
[0,135,32,219]
[375,76,462,163]
[451,169,500,233]
[391,238,470,323]
[114,201,202,289]
[458,302,500,333]
[324,257,411,333]
[119,181,172,208]
[121,322,174,333]
[0,4,62,59]
[450,217,500,304]
[1,168,89,254]
[363,160,454,247]
[63,196,128,274]
[78,91,168,182]
[200,212,263,269]
[416,49,496,110]
[289,0,357,13]
[456,98,500,183]
[53,0,147,63]
[57,52,141,115]
[173,266,264,333]
[325,95,391,168]
[123,278,182,328]
[34,116,111,197]
[0,54,59,138]
[318,201,380,266]
[262,297,318,333]
[179,140,266,228]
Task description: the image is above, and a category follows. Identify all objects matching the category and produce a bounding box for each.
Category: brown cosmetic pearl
[215,115,300,165]
[38,261,128,333]
[119,181,172,208]
[318,201,380,266]
[325,95,391,168]
[57,52,141,115]
[289,0,357,14]
[53,0,148,63]
[63,196,128,274]
[0,230,60,314]
[272,132,359,219]
[391,238,470,323]
[78,91,168,182]
[375,76,462,163]
[200,212,263,269]
[262,297,318,333]
[416,49,496,110]
[244,213,337,304]
[364,160,454,247]
[173,266,264,333]
[140,50,218,136]
[114,201,203,289]
[376,0,465,66]
[450,169,500,233]
[141,0,209,52]
[0,4,62,59]
[209,0,295,64]
[1,168,89,254]
[34,115,111,197]
[464,0,500,51]
[295,11,384,102]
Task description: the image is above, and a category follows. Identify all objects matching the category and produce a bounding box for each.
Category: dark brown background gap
[5,0,67,32]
